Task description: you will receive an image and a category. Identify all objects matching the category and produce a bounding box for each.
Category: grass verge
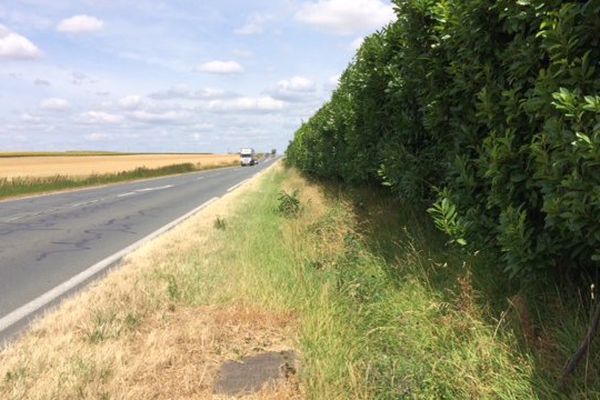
[0,161,237,201]
[1,165,598,399]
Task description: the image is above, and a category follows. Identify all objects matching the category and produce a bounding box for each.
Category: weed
[87,312,116,344]
[277,189,301,218]
[214,216,227,230]
[124,312,141,329]
[166,274,180,301]
[86,310,141,344]
[3,368,26,384]
[304,259,324,270]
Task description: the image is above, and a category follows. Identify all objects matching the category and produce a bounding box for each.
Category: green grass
[164,165,600,399]
[0,162,234,200]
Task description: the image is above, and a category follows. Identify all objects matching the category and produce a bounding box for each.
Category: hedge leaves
[286,0,600,279]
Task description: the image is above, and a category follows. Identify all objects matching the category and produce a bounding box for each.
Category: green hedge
[286,0,600,278]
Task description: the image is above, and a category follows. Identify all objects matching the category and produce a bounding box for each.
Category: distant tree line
[286,0,600,279]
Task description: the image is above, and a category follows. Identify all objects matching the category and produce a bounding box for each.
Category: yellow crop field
[0,154,238,178]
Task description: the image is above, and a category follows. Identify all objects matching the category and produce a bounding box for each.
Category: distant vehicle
[240,148,257,166]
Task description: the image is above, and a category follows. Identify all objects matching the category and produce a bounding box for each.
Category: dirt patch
[214,351,298,396]
[121,305,298,399]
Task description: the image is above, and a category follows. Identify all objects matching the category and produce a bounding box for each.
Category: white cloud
[329,74,341,85]
[40,98,70,111]
[0,24,42,60]
[149,86,234,100]
[277,76,316,93]
[191,123,214,131]
[21,112,41,123]
[268,76,317,102]
[118,95,143,110]
[149,85,190,100]
[81,111,124,124]
[57,15,104,33]
[197,60,244,75]
[296,0,395,35]
[324,74,342,92]
[351,36,365,51]
[129,110,185,123]
[208,96,287,113]
[234,14,272,35]
[195,88,234,99]
[85,132,110,141]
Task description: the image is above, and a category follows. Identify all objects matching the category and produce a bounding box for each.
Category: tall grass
[0,162,236,200]
[182,166,600,398]
[183,167,532,398]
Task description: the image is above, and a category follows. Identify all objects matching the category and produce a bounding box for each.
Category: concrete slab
[214,350,297,396]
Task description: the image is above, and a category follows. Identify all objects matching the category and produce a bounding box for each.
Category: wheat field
[0,154,238,178]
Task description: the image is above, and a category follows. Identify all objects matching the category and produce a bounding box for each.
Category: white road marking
[0,164,264,225]
[4,211,43,222]
[136,184,174,193]
[70,200,99,208]
[117,185,175,198]
[0,162,280,332]
[226,179,250,192]
[0,196,220,335]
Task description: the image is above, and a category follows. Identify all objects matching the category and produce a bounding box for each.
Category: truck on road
[240,148,257,166]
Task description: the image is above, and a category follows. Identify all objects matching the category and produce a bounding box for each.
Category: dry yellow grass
[0,162,302,400]
[0,154,238,178]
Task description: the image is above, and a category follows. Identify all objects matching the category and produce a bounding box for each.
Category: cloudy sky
[0,0,396,153]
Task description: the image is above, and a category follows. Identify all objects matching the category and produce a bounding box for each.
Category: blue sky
[0,0,396,153]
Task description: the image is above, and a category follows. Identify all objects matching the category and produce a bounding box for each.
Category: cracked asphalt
[0,158,277,341]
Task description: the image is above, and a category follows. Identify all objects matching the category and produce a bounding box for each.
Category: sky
[0,0,396,154]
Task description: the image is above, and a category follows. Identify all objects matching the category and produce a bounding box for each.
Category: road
[0,157,278,343]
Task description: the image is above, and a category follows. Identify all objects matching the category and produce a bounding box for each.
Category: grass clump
[213,216,226,230]
[277,189,301,218]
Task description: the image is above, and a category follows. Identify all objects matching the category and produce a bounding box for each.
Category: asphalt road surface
[0,157,278,343]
